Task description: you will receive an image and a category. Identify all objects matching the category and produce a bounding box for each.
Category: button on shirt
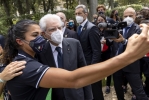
[50,43,63,68]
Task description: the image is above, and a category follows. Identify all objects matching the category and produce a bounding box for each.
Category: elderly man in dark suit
[75,4,103,100]
[56,12,78,39]
[113,7,148,100]
[37,14,93,100]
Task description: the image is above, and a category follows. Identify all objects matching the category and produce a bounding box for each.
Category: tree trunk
[42,0,46,13]
[79,0,88,8]
[2,0,13,25]
[26,0,30,14]
[31,0,36,14]
[88,0,98,21]
[66,0,68,9]
[16,0,24,15]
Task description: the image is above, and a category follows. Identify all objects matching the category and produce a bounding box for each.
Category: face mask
[47,29,63,45]
[68,22,74,28]
[61,21,65,27]
[123,17,134,26]
[98,11,104,15]
[76,16,84,23]
[115,13,118,16]
[29,36,47,53]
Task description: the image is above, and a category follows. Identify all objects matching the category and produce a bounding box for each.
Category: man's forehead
[46,21,61,28]
[124,11,135,15]
[75,8,83,12]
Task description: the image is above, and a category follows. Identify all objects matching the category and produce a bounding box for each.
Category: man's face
[75,8,87,20]
[43,20,62,40]
[123,10,136,20]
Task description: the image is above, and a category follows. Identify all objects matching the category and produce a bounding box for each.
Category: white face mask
[76,16,84,23]
[46,29,63,45]
[123,17,134,26]
[61,21,65,27]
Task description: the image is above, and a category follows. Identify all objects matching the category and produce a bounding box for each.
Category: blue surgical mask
[29,36,47,53]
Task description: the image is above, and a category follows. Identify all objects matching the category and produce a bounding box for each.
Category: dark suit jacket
[63,28,78,39]
[37,38,93,100]
[116,23,141,73]
[77,21,101,65]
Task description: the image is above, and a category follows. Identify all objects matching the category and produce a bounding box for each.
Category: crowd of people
[0,4,149,100]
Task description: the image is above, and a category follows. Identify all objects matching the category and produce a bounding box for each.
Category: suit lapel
[80,21,88,36]
[62,39,71,69]
[43,41,56,67]
[63,28,68,38]
[125,23,136,39]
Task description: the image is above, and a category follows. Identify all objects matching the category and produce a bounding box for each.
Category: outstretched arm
[39,24,149,89]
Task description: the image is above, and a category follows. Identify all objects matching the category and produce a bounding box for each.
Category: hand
[124,24,149,59]
[101,40,106,44]
[112,34,125,43]
[0,61,26,82]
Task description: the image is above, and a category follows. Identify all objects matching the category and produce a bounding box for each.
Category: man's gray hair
[39,14,62,32]
[75,4,88,13]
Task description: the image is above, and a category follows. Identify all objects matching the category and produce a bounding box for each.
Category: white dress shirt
[50,43,63,68]
[80,18,88,31]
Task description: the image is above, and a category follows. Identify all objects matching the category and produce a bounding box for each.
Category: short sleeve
[20,59,50,88]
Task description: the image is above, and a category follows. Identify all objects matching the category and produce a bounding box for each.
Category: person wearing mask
[96,15,113,94]
[110,10,121,23]
[67,19,77,32]
[56,12,78,39]
[110,9,128,94]
[113,7,148,100]
[2,19,149,100]
[37,14,93,100]
[96,5,114,24]
[75,4,103,100]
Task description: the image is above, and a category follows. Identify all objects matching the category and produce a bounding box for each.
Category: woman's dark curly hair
[2,19,38,65]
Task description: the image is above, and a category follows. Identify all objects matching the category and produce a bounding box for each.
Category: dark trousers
[145,77,149,96]
[106,75,111,86]
[91,80,104,100]
[113,70,148,100]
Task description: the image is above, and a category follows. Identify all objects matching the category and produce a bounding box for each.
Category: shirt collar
[50,42,62,53]
[80,18,88,27]
[62,27,66,35]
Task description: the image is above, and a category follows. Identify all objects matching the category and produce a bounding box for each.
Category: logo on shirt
[36,65,43,72]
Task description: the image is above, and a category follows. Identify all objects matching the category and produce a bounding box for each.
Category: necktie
[77,25,82,35]
[55,47,63,68]
[123,27,130,38]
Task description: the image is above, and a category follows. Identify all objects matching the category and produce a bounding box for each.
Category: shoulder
[63,38,79,43]
[65,28,76,34]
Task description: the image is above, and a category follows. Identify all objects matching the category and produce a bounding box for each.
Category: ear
[41,32,47,39]
[16,39,23,46]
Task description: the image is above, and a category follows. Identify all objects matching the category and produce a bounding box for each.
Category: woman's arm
[39,24,149,89]
[0,61,26,95]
